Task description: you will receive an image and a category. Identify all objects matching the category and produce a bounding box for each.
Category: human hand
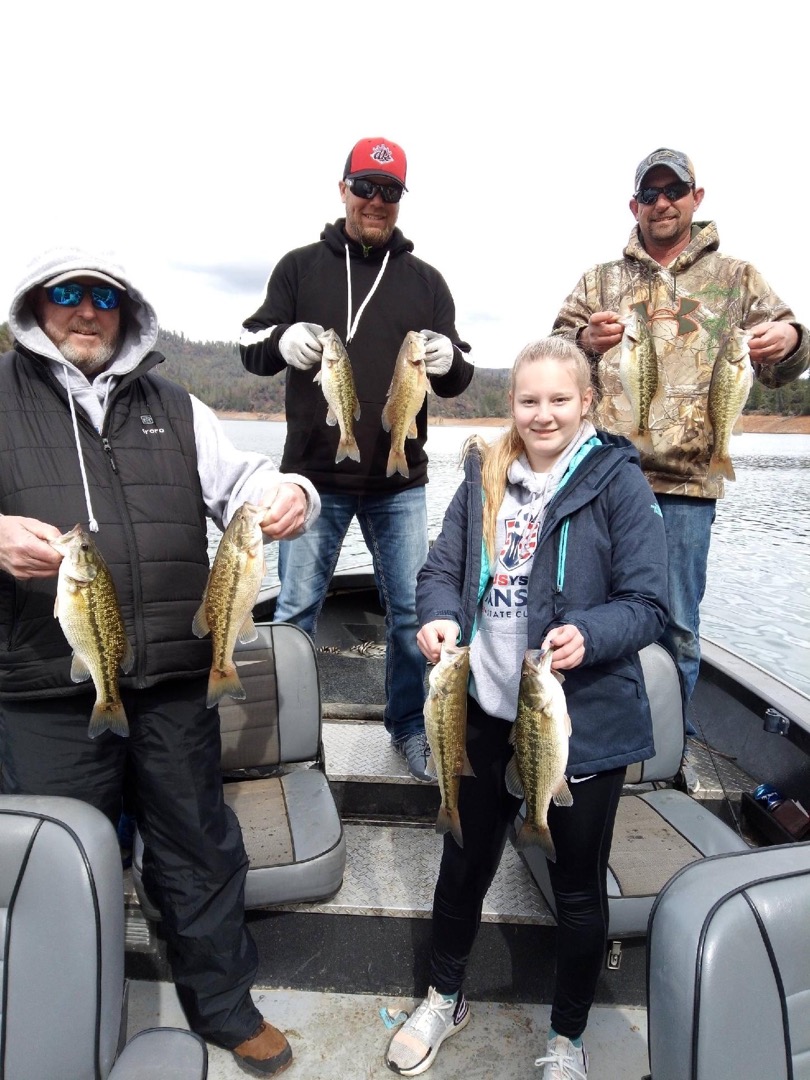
[416,619,460,664]
[580,311,623,355]
[541,624,585,671]
[747,322,799,365]
[420,330,454,377]
[0,515,63,579]
[279,323,325,370]
[258,483,308,539]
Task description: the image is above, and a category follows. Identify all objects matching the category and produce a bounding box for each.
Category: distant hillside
[1,323,807,419]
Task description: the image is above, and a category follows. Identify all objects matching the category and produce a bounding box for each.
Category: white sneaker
[535,1034,588,1079]
[385,986,470,1075]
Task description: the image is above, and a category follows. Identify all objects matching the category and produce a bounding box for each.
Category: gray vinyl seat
[0,794,206,1080]
[132,621,346,916]
[514,641,749,938]
[645,841,810,1080]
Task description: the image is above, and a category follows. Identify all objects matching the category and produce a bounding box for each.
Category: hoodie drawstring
[345,246,389,343]
[62,369,99,533]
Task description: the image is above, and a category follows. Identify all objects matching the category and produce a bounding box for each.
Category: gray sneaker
[385,987,470,1075]
[535,1035,588,1079]
[392,732,437,784]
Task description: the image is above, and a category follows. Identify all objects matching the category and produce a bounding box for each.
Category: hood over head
[8,245,159,374]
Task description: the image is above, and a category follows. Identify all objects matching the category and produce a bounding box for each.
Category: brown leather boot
[232,1019,293,1076]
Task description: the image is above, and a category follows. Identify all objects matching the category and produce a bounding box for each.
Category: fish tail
[635,429,654,456]
[515,820,556,863]
[386,448,409,478]
[206,665,246,708]
[436,805,464,849]
[708,453,736,481]
[88,700,130,740]
[335,435,361,463]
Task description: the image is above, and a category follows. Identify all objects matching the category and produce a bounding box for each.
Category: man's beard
[58,325,119,376]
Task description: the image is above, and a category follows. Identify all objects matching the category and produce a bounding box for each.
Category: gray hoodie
[8,246,319,533]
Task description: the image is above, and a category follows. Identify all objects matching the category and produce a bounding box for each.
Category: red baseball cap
[343,137,407,190]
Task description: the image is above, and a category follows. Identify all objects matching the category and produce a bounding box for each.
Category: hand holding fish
[257,483,309,539]
[747,322,798,365]
[417,619,461,664]
[541,624,585,671]
[421,330,454,376]
[0,515,63,579]
[580,311,623,355]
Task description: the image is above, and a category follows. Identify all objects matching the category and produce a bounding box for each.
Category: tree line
[1,323,808,418]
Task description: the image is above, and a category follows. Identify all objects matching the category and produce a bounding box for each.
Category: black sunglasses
[345,177,403,204]
[46,283,122,310]
[635,181,693,205]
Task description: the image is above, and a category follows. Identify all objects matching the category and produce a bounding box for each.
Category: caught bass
[505,647,572,862]
[314,328,361,464]
[424,641,474,848]
[707,328,753,482]
[192,502,266,707]
[382,331,431,478]
[50,524,134,739]
[619,306,658,455]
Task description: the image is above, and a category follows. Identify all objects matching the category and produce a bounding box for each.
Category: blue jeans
[656,495,716,717]
[275,487,429,742]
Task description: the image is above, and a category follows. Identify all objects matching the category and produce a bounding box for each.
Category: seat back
[646,841,810,1080]
[624,641,685,784]
[0,796,125,1080]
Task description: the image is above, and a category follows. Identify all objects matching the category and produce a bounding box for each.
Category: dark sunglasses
[45,282,122,310]
[345,177,403,203]
[635,181,693,205]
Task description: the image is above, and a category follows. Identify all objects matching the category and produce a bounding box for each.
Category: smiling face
[32,275,122,376]
[630,165,704,259]
[340,175,400,247]
[509,354,593,472]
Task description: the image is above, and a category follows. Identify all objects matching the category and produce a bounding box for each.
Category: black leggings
[430,696,625,1040]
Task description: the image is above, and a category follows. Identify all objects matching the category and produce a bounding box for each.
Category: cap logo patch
[369,143,395,166]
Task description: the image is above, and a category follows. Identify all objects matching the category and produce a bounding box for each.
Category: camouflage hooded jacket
[552,221,809,498]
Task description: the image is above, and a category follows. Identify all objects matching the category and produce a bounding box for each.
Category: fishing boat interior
[1,567,808,1079]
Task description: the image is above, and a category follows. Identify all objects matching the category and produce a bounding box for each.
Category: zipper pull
[102,437,118,473]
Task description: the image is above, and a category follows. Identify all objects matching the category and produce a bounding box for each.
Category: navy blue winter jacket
[416,433,669,773]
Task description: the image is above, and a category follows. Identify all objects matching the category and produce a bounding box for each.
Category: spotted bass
[382,331,431,478]
[50,524,134,739]
[707,329,753,482]
[505,647,572,862]
[192,502,266,707]
[314,328,361,464]
[424,641,474,848]
[619,307,658,455]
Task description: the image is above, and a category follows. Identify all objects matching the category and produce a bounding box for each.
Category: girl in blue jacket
[385,337,668,1079]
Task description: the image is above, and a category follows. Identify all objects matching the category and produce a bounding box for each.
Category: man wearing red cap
[240,137,473,783]
[551,147,808,794]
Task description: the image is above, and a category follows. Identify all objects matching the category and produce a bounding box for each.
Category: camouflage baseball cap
[634,148,695,192]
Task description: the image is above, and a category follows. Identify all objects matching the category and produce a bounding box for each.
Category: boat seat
[514,641,749,938]
[645,841,810,1080]
[131,621,346,916]
[0,795,206,1080]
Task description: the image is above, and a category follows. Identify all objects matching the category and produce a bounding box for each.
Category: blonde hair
[467,337,594,562]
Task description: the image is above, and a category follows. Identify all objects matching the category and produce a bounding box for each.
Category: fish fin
[325,407,337,427]
[238,615,259,645]
[732,416,745,436]
[381,405,392,433]
[504,756,525,800]
[634,430,654,456]
[312,370,322,385]
[120,640,135,674]
[88,701,130,740]
[206,666,246,708]
[552,670,565,685]
[354,402,361,420]
[436,805,463,849]
[191,604,209,638]
[565,711,572,736]
[515,820,556,862]
[70,655,92,683]
[386,449,409,478]
[708,454,736,481]
[336,437,361,464]
[425,753,438,779]
[406,419,418,440]
[552,778,574,807]
[461,752,476,778]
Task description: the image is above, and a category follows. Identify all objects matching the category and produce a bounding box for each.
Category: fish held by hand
[314,329,361,464]
[382,331,431,479]
[50,524,134,739]
[424,641,474,848]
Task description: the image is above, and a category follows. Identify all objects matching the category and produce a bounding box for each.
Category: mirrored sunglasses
[635,181,693,205]
[345,177,403,203]
[46,283,122,310]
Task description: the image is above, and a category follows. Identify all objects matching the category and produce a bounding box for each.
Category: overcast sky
[3,1,807,370]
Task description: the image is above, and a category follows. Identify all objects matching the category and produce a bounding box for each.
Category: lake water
[216,420,810,698]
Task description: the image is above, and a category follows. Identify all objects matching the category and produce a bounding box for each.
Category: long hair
[466,336,594,563]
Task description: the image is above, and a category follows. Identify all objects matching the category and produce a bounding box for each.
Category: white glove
[279,322,325,370]
[421,330,454,377]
